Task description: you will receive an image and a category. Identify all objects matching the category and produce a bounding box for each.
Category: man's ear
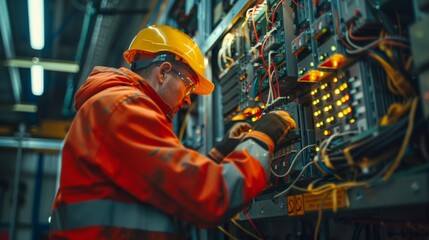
[157,62,173,83]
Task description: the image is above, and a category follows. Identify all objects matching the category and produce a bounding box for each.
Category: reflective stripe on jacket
[50,199,189,239]
[49,67,274,239]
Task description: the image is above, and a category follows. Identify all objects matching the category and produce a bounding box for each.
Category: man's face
[157,63,197,117]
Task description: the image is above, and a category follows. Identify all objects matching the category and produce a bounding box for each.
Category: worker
[49,24,296,239]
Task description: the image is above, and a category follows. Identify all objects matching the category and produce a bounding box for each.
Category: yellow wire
[230,218,262,240]
[302,96,416,235]
[386,75,402,96]
[217,226,238,240]
[368,52,415,97]
[293,181,371,239]
[310,180,369,240]
[241,18,251,43]
[292,185,310,192]
[297,181,359,196]
[380,101,412,126]
[369,52,405,96]
[360,148,398,169]
[178,101,197,141]
[251,5,258,42]
[383,97,419,180]
[314,191,331,240]
[265,3,270,23]
[405,56,413,71]
[225,56,235,63]
[379,37,396,67]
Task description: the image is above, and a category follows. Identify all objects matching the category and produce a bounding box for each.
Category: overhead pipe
[62,0,95,116]
[0,0,22,103]
[66,0,160,115]
[9,123,25,240]
[64,0,126,115]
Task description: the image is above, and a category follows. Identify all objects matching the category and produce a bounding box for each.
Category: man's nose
[181,95,191,108]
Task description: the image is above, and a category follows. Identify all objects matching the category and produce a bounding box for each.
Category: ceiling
[0,0,170,137]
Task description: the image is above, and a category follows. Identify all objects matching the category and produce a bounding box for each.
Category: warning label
[287,194,304,216]
[287,189,347,215]
[304,189,347,212]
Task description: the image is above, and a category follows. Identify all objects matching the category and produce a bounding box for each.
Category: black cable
[320,113,424,180]
[365,0,396,35]
[324,118,405,163]
[365,0,414,89]
[323,114,407,160]
[346,115,408,159]
[365,224,372,240]
[352,223,365,240]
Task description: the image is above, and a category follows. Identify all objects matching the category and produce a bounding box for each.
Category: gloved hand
[208,122,253,163]
[245,110,297,151]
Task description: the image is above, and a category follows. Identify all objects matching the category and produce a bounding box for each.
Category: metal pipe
[76,0,121,91]
[62,0,95,116]
[0,137,62,150]
[9,123,25,240]
[31,153,44,240]
[0,0,22,103]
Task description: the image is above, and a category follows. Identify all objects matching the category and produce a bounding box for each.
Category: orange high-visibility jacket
[49,67,275,239]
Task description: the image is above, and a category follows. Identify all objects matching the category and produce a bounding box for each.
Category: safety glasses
[171,69,196,96]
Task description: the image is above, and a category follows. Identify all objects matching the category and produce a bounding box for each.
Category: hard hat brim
[194,71,215,95]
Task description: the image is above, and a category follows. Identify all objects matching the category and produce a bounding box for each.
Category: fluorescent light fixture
[12,104,38,113]
[1,58,80,73]
[31,65,44,96]
[28,0,45,50]
[0,104,37,112]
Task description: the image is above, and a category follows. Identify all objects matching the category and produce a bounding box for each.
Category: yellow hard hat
[123,24,214,95]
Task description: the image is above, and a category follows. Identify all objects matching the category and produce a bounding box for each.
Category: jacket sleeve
[95,93,271,227]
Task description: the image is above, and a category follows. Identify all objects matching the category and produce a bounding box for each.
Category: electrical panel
[206,0,429,239]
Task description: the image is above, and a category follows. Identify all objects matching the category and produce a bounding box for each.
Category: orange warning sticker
[303,189,347,212]
[287,194,305,216]
[287,189,348,215]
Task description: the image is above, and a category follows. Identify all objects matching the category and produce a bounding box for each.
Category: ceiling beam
[2,58,80,73]
[0,0,22,103]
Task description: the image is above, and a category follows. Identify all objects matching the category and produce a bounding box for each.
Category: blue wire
[251,76,259,98]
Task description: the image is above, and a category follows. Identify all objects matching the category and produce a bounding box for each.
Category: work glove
[245,110,297,152]
[208,122,253,163]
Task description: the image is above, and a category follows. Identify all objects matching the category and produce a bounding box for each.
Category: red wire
[348,22,378,41]
[271,78,277,99]
[334,10,352,49]
[273,63,280,97]
[291,0,304,9]
[243,209,265,239]
[260,36,270,68]
[380,40,410,49]
[252,5,259,43]
[271,0,285,28]
[258,72,267,106]
[269,64,277,99]
[259,86,266,106]
[245,74,257,93]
